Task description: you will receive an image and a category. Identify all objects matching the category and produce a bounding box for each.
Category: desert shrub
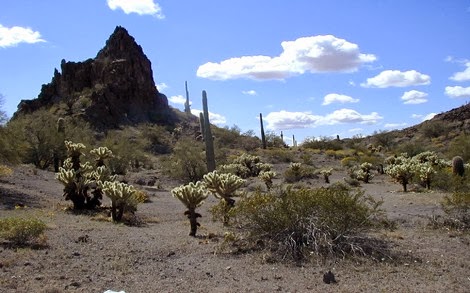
[441,191,470,230]
[213,125,261,152]
[421,121,449,139]
[0,217,47,246]
[0,126,22,164]
[259,148,294,164]
[0,164,13,178]
[5,112,94,169]
[230,185,385,261]
[102,128,150,174]
[163,137,206,183]
[341,156,358,168]
[372,130,396,150]
[447,134,470,162]
[302,136,343,151]
[396,142,425,158]
[265,131,285,148]
[138,124,172,154]
[133,189,150,203]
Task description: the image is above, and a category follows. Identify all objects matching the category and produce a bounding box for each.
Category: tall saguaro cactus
[260,113,267,149]
[202,91,216,172]
[199,112,205,140]
[184,81,191,115]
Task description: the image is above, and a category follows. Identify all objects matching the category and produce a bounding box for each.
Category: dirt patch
[0,165,469,292]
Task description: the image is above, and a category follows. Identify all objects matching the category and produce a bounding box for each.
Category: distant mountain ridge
[14,26,176,130]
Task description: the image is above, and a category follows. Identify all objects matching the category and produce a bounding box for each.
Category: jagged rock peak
[14,26,176,130]
[96,26,145,60]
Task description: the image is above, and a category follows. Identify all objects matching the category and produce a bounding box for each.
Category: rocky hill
[14,26,176,130]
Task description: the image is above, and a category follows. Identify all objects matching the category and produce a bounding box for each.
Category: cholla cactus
[100,181,137,222]
[385,155,417,192]
[64,141,86,171]
[90,146,113,167]
[355,162,374,183]
[57,141,116,210]
[416,161,436,189]
[320,168,333,184]
[258,170,276,190]
[171,181,208,236]
[203,171,245,224]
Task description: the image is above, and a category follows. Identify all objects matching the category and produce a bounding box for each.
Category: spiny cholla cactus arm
[64,141,86,171]
[100,181,136,222]
[259,170,276,190]
[203,171,245,205]
[203,171,244,225]
[171,181,208,236]
[90,146,113,167]
[416,161,435,189]
[320,168,333,183]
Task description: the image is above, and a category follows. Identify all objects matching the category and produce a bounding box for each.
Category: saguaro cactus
[54,117,66,172]
[260,113,267,149]
[171,181,208,236]
[184,81,191,115]
[199,112,205,140]
[202,91,216,172]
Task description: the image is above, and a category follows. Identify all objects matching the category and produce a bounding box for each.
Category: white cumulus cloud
[191,109,226,126]
[401,90,428,104]
[423,113,437,121]
[445,86,470,98]
[107,0,164,18]
[322,109,382,125]
[265,111,321,130]
[384,123,408,129]
[169,95,191,105]
[264,108,382,130]
[322,93,359,105]
[0,24,45,48]
[156,82,168,91]
[362,70,431,88]
[197,35,376,80]
[450,62,470,82]
[242,90,257,96]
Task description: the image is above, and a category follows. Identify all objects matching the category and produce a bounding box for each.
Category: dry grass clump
[228,184,389,262]
[0,217,47,247]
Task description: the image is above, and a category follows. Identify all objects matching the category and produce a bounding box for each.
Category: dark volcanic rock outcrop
[15,26,174,129]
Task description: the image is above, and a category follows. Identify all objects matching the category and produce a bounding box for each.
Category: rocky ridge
[15,26,175,130]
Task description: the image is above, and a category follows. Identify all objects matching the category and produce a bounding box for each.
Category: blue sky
[1,0,470,145]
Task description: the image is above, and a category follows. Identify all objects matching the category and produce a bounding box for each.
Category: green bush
[447,134,470,162]
[231,185,385,261]
[163,137,206,183]
[421,121,449,139]
[441,191,470,230]
[0,217,47,246]
[259,148,294,164]
[302,136,343,151]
